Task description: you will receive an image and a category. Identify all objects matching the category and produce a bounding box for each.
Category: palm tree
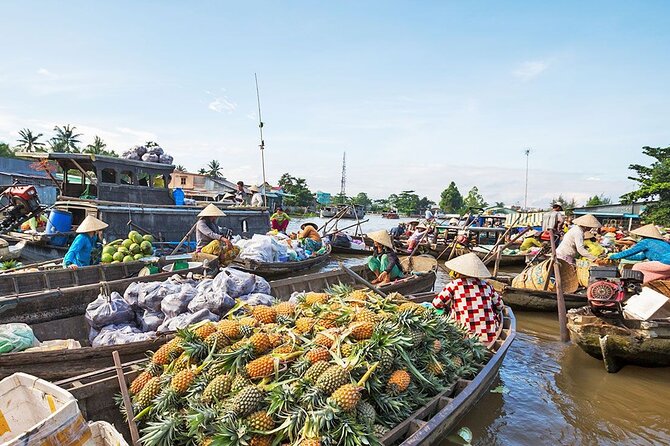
[175,165,187,172]
[16,128,45,152]
[206,160,222,178]
[198,168,207,175]
[84,136,107,154]
[51,125,82,153]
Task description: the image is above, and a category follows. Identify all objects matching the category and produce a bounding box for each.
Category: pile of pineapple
[125,285,487,446]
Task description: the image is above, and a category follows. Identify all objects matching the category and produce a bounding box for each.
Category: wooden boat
[472,246,528,266]
[382,211,400,219]
[319,204,365,219]
[491,277,588,312]
[55,297,515,445]
[327,234,373,255]
[0,240,24,262]
[567,306,670,372]
[0,256,434,381]
[232,244,332,279]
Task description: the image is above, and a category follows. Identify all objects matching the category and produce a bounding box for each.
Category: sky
[1,1,669,208]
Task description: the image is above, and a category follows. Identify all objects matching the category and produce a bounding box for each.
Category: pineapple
[330,383,361,411]
[432,339,442,353]
[305,292,328,305]
[232,385,265,416]
[315,365,350,394]
[304,360,330,383]
[373,424,389,438]
[272,343,295,355]
[354,308,379,324]
[232,375,252,393]
[298,440,321,446]
[348,289,369,302]
[202,374,233,402]
[245,410,275,431]
[305,347,330,364]
[295,317,316,334]
[145,361,163,377]
[249,333,272,355]
[340,342,355,358]
[426,361,445,376]
[249,436,272,446]
[129,371,152,395]
[349,321,374,340]
[218,319,242,339]
[151,343,173,366]
[274,302,295,317]
[398,301,424,313]
[267,333,283,348]
[356,400,376,426]
[387,370,411,394]
[245,355,275,379]
[134,376,162,409]
[194,322,217,340]
[205,331,230,352]
[252,305,277,324]
[171,369,195,394]
[378,349,394,372]
[314,332,334,349]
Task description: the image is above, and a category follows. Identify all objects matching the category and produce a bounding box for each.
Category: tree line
[0,125,117,157]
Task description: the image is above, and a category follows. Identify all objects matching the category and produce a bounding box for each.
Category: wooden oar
[170,222,198,255]
[113,350,141,445]
[339,262,388,297]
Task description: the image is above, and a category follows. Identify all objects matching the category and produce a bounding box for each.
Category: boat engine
[0,185,45,233]
[586,266,643,316]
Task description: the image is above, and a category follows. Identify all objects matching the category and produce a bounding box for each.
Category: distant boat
[382,210,399,219]
[319,204,365,220]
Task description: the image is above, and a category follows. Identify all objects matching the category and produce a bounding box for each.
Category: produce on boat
[122,288,488,446]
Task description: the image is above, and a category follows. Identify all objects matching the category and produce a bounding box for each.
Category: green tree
[205,160,222,178]
[550,195,578,213]
[332,193,348,205]
[197,168,207,175]
[370,198,389,212]
[439,182,464,213]
[585,194,612,207]
[16,128,45,152]
[51,125,82,153]
[0,143,15,158]
[621,146,670,224]
[418,196,435,213]
[494,201,505,208]
[175,165,187,172]
[390,190,421,216]
[352,192,372,209]
[83,136,118,157]
[463,186,488,211]
[278,173,314,207]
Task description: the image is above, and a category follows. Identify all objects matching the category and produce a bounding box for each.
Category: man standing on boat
[63,215,108,270]
[235,181,247,205]
[542,203,565,243]
[195,204,233,250]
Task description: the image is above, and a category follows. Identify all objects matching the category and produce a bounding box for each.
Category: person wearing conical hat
[432,253,504,344]
[63,215,108,270]
[249,185,264,207]
[407,223,428,253]
[555,214,602,265]
[367,230,404,285]
[195,204,232,251]
[609,224,670,283]
[519,229,543,253]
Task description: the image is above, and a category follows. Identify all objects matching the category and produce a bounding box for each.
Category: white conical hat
[249,185,260,192]
[631,224,664,240]
[572,214,601,228]
[444,252,491,279]
[198,204,226,218]
[367,230,394,249]
[76,215,108,233]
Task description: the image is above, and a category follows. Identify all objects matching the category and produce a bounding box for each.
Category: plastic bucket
[45,209,73,247]
[173,188,185,206]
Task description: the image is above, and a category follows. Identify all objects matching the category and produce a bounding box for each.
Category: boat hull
[567,307,670,372]
[232,245,332,279]
[501,286,588,312]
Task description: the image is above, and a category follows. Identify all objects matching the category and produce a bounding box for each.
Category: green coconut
[121,239,133,249]
[129,243,141,254]
[112,252,125,262]
[111,260,121,264]
[140,240,153,253]
[132,233,144,244]
[142,234,154,243]
[102,246,117,256]
[134,253,144,260]
[101,253,113,263]
[122,255,135,263]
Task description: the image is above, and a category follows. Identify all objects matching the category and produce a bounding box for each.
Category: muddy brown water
[292,216,670,445]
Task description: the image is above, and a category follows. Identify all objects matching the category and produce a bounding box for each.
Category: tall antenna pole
[255,73,268,207]
[340,151,346,199]
[524,148,531,210]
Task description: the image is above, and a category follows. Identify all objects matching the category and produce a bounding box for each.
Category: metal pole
[524,148,530,210]
[255,73,268,207]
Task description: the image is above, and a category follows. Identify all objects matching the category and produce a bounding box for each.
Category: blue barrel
[45,209,73,246]
[173,188,185,206]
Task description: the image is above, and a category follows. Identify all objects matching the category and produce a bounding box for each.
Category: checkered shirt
[432,277,504,343]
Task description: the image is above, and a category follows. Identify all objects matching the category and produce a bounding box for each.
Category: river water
[289,214,670,446]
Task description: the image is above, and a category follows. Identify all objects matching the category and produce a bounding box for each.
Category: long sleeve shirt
[556,226,596,261]
[542,210,565,232]
[196,219,224,249]
[250,193,263,207]
[63,233,97,268]
[520,237,542,251]
[609,238,670,264]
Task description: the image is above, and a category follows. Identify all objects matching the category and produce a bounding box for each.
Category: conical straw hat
[198,204,226,218]
[249,185,260,192]
[444,252,491,279]
[631,224,664,240]
[572,214,601,228]
[76,215,108,233]
[367,230,394,249]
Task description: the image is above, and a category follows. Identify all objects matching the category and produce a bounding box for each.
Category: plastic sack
[142,153,159,163]
[139,310,165,332]
[0,323,38,353]
[237,234,274,262]
[188,289,235,315]
[149,146,164,156]
[160,285,197,318]
[139,281,184,312]
[252,276,271,295]
[159,154,173,165]
[92,324,155,347]
[85,292,135,330]
[288,291,305,305]
[238,293,275,306]
[123,282,142,308]
[157,309,219,333]
[212,268,256,298]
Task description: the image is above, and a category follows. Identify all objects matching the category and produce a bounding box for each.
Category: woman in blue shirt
[63,215,108,270]
[609,224,670,283]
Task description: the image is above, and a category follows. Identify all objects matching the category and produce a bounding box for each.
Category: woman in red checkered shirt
[432,253,504,344]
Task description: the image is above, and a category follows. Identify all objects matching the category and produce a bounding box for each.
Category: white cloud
[36,68,55,78]
[513,61,549,81]
[208,97,237,113]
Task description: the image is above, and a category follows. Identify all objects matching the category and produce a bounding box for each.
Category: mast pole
[255,73,268,207]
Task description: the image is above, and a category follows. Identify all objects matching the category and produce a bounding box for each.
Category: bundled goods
[0,323,38,354]
[235,233,317,263]
[122,142,174,165]
[201,239,240,266]
[101,230,155,264]
[86,269,272,346]
[122,284,487,446]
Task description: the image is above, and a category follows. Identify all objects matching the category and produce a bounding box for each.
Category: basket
[512,259,579,294]
[645,279,670,298]
[89,421,129,446]
[576,259,595,288]
[400,255,437,273]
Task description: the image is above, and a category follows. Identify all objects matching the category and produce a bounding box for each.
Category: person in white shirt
[425,209,435,221]
[249,185,264,207]
[556,214,601,264]
[542,203,565,242]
